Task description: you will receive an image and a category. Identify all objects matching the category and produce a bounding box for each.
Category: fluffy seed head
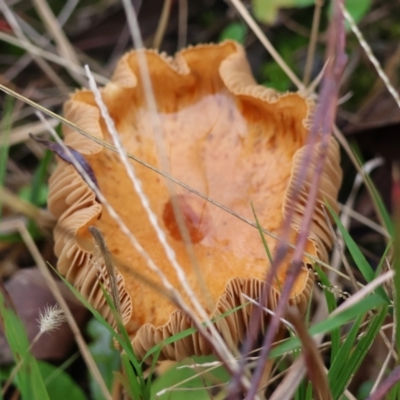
[37,304,66,333]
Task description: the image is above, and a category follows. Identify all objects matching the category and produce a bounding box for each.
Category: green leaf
[357,381,374,400]
[294,0,315,6]
[262,62,292,92]
[327,1,372,31]
[29,149,53,206]
[219,22,247,44]
[87,319,120,400]
[252,0,313,24]
[37,361,86,400]
[346,0,371,23]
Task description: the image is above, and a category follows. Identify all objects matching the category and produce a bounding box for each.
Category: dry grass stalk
[229,0,347,396]
[286,307,332,400]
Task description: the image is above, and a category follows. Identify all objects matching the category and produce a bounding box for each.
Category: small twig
[241,294,295,332]
[321,205,359,293]
[3,0,79,82]
[331,158,385,272]
[0,31,108,85]
[269,356,306,400]
[338,203,389,239]
[333,125,391,243]
[303,0,323,86]
[0,1,67,90]
[331,270,394,318]
[0,119,58,147]
[178,0,188,50]
[367,365,400,400]
[152,0,172,49]
[304,58,330,98]
[89,226,122,317]
[371,311,396,393]
[32,0,86,86]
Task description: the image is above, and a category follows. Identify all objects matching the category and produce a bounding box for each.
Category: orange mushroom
[48,41,342,361]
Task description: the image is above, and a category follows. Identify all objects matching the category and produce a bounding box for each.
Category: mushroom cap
[48,41,342,361]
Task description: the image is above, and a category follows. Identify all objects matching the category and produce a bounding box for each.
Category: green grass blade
[295,379,306,400]
[325,202,389,304]
[252,203,284,293]
[270,292,386,359]
[328,314,363,397]
[331,306,387,399]
[314,265,340,361]
[29,149,52,206]
[388,385,400,400]
[121,353,143,399]
[145,345,163,397]
[251,203,273,264]
[305,381,313,400]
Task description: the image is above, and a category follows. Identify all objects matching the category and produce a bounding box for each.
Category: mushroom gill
[48,40,342,361]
